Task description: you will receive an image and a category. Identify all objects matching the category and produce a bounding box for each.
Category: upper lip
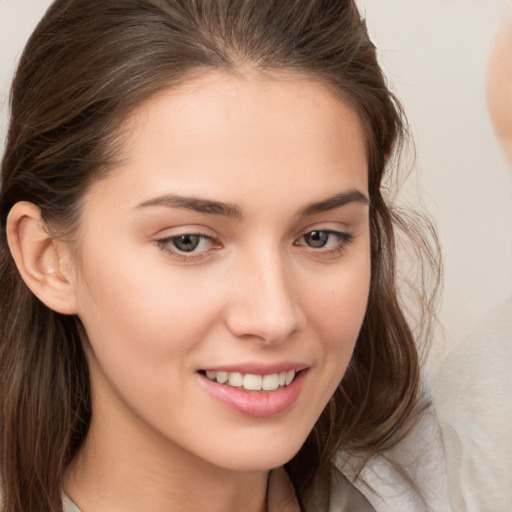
[199,362,309,375]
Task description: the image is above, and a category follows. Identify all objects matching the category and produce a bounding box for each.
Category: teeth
[217,371,228,384]
[262,373,279,391]
[228,372,243,387]
[243,374,262,391]
[204,370,297,391]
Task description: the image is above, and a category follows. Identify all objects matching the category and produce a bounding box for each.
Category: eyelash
[155,229,354,262]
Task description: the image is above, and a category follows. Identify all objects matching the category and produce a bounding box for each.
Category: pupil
[173,235,200,252]
[306,231,328,248]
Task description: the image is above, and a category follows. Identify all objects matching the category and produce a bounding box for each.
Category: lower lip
[198,370,307,418]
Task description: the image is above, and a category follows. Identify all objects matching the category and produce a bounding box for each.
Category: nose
[224,251,304,344]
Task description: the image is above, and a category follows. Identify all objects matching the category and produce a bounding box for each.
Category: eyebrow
[298,189,369,216]
[136,195,243,219]
[136,189,369,219]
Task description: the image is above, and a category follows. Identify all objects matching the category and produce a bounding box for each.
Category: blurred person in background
[434,11,512,512]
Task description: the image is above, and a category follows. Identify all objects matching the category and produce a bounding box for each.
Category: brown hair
[0,1,440,510]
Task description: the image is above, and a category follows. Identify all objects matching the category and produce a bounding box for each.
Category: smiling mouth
[199,370,298,392]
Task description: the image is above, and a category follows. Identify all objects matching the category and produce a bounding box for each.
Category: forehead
[89,72,368,214]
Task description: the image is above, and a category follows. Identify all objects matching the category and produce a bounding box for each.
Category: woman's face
[70,72,371,473]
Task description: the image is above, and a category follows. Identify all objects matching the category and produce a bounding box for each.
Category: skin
[487,11,512,167]
[9,72,371,511]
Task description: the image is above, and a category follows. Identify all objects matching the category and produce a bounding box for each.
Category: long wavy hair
[0,1,441,510]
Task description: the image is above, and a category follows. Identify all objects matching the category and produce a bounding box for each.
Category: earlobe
[6,201,79,315]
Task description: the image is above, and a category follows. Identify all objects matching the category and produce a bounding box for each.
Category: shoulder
[334,404,452,512]
[306,463,376,512]
[434,298,512,511]
[328,469,376,512]
[435,298,512,396]
[435,298,512,429]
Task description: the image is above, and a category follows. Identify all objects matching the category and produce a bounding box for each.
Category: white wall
[2,1,511,360]
[0,1,52,144]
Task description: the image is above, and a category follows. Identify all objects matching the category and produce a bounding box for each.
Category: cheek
[292,255,371,435]
[74,259,226,426]
[310,257,371,386]
[306,256,371,344]
[74,250,223,367]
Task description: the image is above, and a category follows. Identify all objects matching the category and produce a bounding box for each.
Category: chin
[198,428,310,473]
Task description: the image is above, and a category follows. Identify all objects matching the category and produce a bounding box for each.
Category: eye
[303,230,331,248]
[302,230,352,248]
[155,232,220,261]
[295,229,354,257]
[171,234,204,252]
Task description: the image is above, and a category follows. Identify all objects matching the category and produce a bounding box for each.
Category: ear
[6,201,79,315]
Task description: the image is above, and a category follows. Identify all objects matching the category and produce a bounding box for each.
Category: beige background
[1,0,512,362]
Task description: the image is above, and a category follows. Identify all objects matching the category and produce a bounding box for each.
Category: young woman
[0,1,447,511]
